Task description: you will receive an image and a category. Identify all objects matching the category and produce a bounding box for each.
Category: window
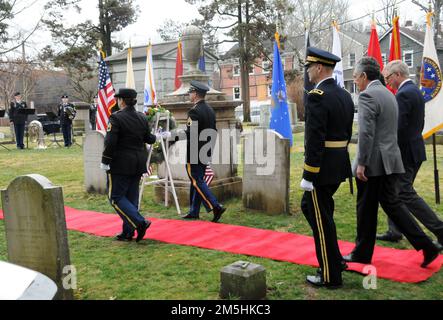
[233,64,240,76]
[268,84,273,97]
[262,60,271,74]
[403,50,414,68]
[349,53,356,68]
[249,64,255,75]
[381,53,387,67]
[233,87,241,100]
[281,58,286,71]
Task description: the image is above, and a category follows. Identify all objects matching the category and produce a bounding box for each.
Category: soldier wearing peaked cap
[300,47,355,288]
[9,92,28,149]
[58,94,76,147]
[101,88,157,243]
[182,80,226,223]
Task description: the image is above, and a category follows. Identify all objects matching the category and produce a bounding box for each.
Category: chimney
[404,20,413,30]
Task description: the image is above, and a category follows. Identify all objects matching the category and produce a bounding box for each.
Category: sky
[5,0,433,58]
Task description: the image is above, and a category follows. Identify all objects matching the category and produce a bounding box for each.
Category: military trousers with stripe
[107,173,146,235]
[186,163,221,217]
[301,184,343,285]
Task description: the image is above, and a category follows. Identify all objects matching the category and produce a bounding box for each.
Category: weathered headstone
[220,261,267,300]
[1,175,73,300]
[243,129,290,214]
[259,105,271,128]
[84,131,107,194]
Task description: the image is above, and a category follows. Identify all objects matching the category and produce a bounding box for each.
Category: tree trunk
[98,0,112,57]
[434,0,442,43]
[239,0,251,123]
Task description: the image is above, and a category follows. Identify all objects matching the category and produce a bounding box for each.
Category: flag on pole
[144,42,157,106]
[270,32,293,146]
[332,21,344,88]
[198,42,206,72]
[126,45,136,89]
[204,165,215,186]
[175,39,184,90]
[389,16,402,62]
[303,27,314,110]
[96,53,116,132]
[421,11,443,139]
[367,20,384,71]
[388,15,401,94]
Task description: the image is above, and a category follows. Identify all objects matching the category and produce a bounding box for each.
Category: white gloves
[155,131,172,142]
[100,163,110,171]
[300,179,314,192]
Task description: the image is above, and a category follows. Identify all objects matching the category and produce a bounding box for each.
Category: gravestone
[84,131,107,194]
[243,129,290,214]
[1,175,73,300]
[220,261,267,300]
[259,105,271,128]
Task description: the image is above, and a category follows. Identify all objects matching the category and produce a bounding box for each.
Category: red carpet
[1,207,442,283]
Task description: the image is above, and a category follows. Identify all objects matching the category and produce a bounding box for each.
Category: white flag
[332,22,344,88]
[144,42,157,106]
[421,12,443,138]
[126,45,136,89]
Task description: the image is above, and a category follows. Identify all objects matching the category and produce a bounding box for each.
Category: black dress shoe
[306,275,342,289]
[136,220,151,243]
[422,246,440,268]
[182,214,200,220]
[376,232,403,242]
[212,206,226,223]
[343,254,371,264]
[115,233,134,242]
[434,241,443,252]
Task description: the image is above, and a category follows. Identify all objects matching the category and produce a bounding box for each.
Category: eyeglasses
[385,73,395,81]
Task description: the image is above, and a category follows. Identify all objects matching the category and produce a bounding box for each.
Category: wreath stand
[139,111,181,215]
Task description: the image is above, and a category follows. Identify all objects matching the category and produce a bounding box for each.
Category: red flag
[389,16,402,62]
[175,39,183,90]
[367,21,384,71]
[388,15,401,93]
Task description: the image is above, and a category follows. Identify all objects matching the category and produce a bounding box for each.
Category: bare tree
[285,0,350,49]
[412,0,442,41]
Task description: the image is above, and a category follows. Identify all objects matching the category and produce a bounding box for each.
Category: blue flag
[270,40,293,146]
[198,44,206,72]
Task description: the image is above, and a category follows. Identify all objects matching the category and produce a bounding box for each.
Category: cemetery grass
[0,134,443,300]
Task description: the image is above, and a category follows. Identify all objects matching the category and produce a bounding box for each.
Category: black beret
[14,92,21,97]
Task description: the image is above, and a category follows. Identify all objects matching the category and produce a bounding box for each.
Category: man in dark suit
[9,92,27,149]
[101,88,157,242]
[377,60,443,250]
[58,95,76,147]
[300,47,355,288]
[344,57,440,268]
[182,80,226,222]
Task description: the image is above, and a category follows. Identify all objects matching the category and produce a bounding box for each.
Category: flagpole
[432,134,441,204]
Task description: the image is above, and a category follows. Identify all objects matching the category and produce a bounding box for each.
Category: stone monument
[220,261,267,300]
[83,131,107,194]
[152,26,243,206]
[1,175,73,300]
[243,129,290,214]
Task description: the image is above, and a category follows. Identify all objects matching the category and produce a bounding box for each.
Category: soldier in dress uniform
[57,94,76,147]
[101,88,157,242]
[182,80,226,222]
[90,95,98,130]
[300,47,355,288]
[9,92,28,149]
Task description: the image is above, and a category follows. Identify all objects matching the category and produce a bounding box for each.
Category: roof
[340,29,371,47]
[106,40,219,62]
[379,27,443,49]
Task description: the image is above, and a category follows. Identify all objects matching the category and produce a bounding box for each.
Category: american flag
[96,55,116,131]
[204,165,215,186]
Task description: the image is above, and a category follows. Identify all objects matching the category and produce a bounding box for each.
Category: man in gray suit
[377,60,443,250]
[343,57,440,268]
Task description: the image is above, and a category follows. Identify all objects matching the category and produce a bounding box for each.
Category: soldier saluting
[9,92,28,150]
[58,94,76,147]
[300,47,355,288]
